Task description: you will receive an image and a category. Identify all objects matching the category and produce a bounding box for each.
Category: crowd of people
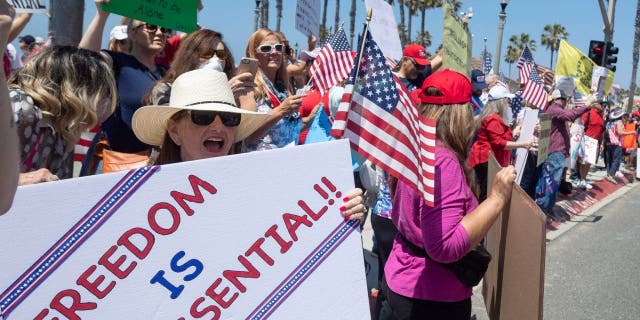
[1,0,639,319]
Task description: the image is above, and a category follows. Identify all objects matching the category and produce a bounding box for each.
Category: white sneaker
[578,180,593,190]
[615,171,624,178]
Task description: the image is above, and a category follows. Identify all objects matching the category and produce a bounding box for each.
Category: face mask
[199,57,223,72]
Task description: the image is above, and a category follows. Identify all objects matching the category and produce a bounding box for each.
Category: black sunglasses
[134,23,172,35]
[200,48,227,60]
[410,58,426,70]
[256,44,284,54]
[190,110,241,127]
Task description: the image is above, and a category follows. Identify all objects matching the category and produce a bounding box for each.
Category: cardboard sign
[365,0,402,61]
[102,0,198,33]
[536,114,552,166]
[295,0,321,37]
[484,155,546,320]
[583,135,599,165]
[0,140,369,319]
[441,2,471,77]
[8,0,46,13]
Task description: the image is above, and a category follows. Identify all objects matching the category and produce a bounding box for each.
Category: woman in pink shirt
[383,70,516,320]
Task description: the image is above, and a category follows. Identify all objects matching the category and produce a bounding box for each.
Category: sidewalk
[360,163,638,319]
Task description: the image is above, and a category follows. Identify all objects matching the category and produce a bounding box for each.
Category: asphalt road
[543,184,640,320]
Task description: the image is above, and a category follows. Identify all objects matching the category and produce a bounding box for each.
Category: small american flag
[330,29,436,205]
[74,125,100,162]
[483,50,492,75]
[518,46,548,110]
[310,25,355,95]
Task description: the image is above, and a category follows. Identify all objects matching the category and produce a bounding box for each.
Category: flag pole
[354,9,373,81]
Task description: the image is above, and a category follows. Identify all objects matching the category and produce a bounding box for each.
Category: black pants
[473,162,488,202]
[380,289,471,320]
[371,214,399,319]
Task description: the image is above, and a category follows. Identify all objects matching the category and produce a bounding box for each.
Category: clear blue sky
[14,1,639,89]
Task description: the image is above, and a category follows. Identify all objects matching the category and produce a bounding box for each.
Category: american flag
[74,125,100,162]
[517,46,548,110]
[330,29,436,205]
[310,25,355,95]
[482,50,492,75]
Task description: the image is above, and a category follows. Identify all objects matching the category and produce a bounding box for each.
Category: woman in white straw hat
[132,68,366,221]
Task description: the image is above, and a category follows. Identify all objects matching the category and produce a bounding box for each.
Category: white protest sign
[637,148,640,179]
[365,0,402,61]
[583,135,599,165]
[0,140,369,319]
[591,66,609,100]
[295,0,321,37]
[8,0,46,13]
[515,107,539,184]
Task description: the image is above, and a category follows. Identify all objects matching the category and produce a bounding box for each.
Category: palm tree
[415,30,432,48]
[275,0,282,31]
[628,0,640,113]
[334,0,341,32]
[504,44,520,79]
[509,33,537,53]
[319,0,329,43]
[349,0,357,48]
[541,24,569,67]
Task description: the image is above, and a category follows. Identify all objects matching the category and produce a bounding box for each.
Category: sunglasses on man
[256,44,284,54]
[189,110,241,127]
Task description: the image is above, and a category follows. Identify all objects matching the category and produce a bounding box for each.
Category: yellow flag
[555,39,614,95]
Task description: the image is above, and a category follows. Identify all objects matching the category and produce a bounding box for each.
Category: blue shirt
[102,51,165,153]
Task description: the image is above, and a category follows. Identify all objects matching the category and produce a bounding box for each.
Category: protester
[393,44,430,91]
[144,29,253,107]
[470,69,488,115]
[535,89,588,221]
[469,85,531,201]
[577,98,606,190]
[80,0,168,155]
[604,108,635,184]
[0,0,18,214]
[131,68,366,220]
[8,45,117,185]
[108,25,129,53]
[17,33,33,62]
[242,28,305,151]
[383,69,516,319]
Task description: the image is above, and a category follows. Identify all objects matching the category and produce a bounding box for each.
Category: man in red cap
[394,44,441,91]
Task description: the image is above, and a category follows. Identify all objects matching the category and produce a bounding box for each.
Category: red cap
[403,44,429,66]
[418,69,472,105]
[632,110,640,118]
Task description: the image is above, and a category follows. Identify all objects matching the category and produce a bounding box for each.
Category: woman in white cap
[604,107,635,183]
[132,68,366,220]
[107,25,129,53]
[469,85,532,200]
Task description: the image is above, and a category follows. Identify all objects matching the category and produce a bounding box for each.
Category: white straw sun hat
[132,69,269,146]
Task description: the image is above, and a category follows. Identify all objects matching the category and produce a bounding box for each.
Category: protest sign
[569,120,585,170]
[365,0,402,61]
[8,0,46,13]
[0,140,370,319]
[484,156,546,320]
[441,2,471,77]
[583,135,599,165]
[591,66,609,100]
[515,108,539,184]
[536,114,552,166]
[295,0,321,37]
[101,0,198,33]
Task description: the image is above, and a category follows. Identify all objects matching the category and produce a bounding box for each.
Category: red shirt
[469,114,513,167]
[581,108,605,140]
[298,89,330,144]
[154,34,181,66]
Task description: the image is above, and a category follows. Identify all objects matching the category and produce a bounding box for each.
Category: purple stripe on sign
[247,219,359,320]
[0,166,159,318]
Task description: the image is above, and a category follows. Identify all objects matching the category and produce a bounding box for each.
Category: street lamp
[493,0,508,75]
[254,0,261,32]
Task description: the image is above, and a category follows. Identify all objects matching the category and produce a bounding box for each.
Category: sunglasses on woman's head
[256,44,284,54]
[189,110,241,127]
[200,48,227,60]
[134,23,172,35]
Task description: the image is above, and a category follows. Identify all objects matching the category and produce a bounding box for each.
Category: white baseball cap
[109,25,128,41]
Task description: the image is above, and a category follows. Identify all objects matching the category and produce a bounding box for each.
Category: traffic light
[604,41,618,72]
[588,40,605,66]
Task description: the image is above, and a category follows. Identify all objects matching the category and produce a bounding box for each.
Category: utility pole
[48,0,84,46]
[494,0,508,75]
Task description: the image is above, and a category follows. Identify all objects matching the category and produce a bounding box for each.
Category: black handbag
[398,234,491,287]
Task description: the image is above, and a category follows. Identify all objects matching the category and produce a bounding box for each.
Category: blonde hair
[9,46,117,150]
[245,28,292,101]
[475,98,509,129]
